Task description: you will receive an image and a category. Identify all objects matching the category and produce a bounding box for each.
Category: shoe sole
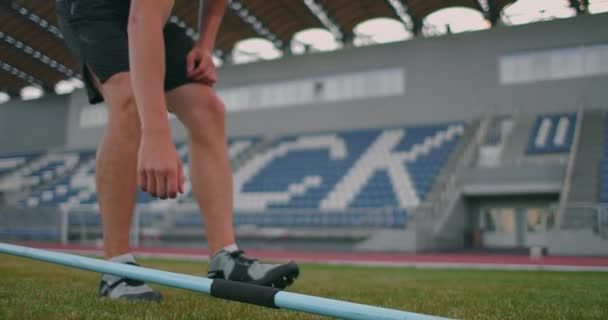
[100,291,163,303]
[249,262,300,290]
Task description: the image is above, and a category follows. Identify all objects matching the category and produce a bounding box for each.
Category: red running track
[10,242,608,271]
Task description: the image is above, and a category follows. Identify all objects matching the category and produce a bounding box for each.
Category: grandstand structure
[1,2,607,255]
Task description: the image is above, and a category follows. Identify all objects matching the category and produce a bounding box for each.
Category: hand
[138,129,184,199]
[186,46,217,86]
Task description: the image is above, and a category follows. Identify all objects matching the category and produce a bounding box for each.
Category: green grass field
[1,255,607,320]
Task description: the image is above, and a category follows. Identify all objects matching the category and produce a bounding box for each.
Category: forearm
[197,0,228,50]
[127,1,173,132]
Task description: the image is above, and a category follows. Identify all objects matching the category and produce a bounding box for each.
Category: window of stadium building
[480,207,553,248]
[499,44,608,84]
[82,67,406,124]
[482,208,516,234]
[216,68,405,112]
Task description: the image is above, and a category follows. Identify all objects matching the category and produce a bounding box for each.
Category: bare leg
[93,72,141,259]
[166,83,235,254]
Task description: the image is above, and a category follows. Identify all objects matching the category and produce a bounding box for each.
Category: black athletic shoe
[207,250,299,289]
[99,262,163,302]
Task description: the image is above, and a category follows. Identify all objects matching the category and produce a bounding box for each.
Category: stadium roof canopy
[0,0,596,98]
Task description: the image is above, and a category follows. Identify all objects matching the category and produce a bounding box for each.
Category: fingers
[141,168,180,199]
[155,171,167,199]
[186,50,197,75]
[178,159,184,194]
[146,170,157,197]
[166,169,178,199]
[139,169,148,192]
[186,53,216,83]
[188,64,206,79]
[192,70,216,87]
[196,69,217,85]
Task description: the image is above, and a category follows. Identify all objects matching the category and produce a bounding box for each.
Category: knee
[103,74,140,130]
[187,94,227,145]
[196,93,226,125]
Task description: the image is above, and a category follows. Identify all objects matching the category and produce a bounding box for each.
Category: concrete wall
[218,12,608,136]
[2,14,607,152]
[461,163,566,196]
[0,94,69,154]
[57,13,608,150]
[547,230,608,256]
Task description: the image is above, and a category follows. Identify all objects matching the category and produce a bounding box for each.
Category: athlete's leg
[165,83,234,254]
[55,0,161,301]
[92,72,141,260]
[166,83,299,289]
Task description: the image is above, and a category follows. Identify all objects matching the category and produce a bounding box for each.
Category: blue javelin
[0,242,453,320]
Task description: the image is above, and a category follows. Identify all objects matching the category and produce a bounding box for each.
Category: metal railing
[0,206,63,242]
[415,114,492,235]
[556,108,584,226]
[0,203,410,246]
[559,202,608,237]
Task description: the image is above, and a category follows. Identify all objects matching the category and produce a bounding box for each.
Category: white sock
[109,253,136,264]
[220,244,239,253]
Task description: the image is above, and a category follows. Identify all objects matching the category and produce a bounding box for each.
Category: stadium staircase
[414,117,489,249]
[499,113,536,165]
[559,110,606,230]
[602,114,608,204]
[564,110,604,204]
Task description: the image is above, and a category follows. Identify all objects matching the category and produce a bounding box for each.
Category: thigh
[56,1,130,104]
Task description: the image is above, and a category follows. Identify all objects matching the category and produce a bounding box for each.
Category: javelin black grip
[210,279,280,308]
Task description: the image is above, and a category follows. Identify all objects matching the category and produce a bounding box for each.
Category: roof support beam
[227,0,285,50]
[168,12,224,62]
[478,0,502,26]
[1,1,64,40]
[301,0,345,44]
[569,0,589,14]
[386,0,422,36]
[0,31,77,79]
[0,60,47,90]
[1,0,82,85]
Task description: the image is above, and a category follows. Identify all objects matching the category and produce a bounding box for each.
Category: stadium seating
[11,124,464,229]
[233,124,464,212]
[19,138,258,210]
[0,151,42,178]
[526,113,577,154]
[172,123,464,228]
[1,151,92,192]
[18,151,96,207]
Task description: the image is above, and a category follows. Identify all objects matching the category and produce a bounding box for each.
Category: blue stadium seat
[0,151,43,178]
[526,113,577,154]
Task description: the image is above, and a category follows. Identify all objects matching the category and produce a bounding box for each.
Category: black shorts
[55,0,195,104]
